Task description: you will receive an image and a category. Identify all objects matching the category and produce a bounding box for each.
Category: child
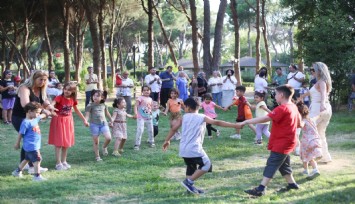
[111,97,134,156]
[0,70,16,124]
[134,85,154,150]
[85,90,112,161]
[163,97,242,194]
[299,81,310,107]
[12,102,48,181]
[151,101,161,138]
[224,86,256,139]
[163,88,184,140]
[241,85,301,196]
[251,91,271,145]
[296,101,322,179]
[176,72,188,101]
[48,82,89,170]
[200,93,223,139]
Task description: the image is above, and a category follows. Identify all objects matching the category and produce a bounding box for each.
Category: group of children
[11,81,323,198]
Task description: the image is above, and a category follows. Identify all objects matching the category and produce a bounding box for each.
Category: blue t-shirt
[20,117,42,152]
[160,71,174,88]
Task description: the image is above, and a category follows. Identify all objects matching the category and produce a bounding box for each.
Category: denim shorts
[90,122,110,136]
[25,150,42,163]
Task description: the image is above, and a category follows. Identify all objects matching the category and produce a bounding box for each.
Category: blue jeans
[348,92,355,111]
[85,91,92,107]
[212,92,222,106]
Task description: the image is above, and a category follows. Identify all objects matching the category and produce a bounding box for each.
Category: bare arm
[84,111,90,123]
[163,101,170,115]
[111,110,118,123]
[214,104,224,110]
[18,86,31,108]
[204,116,243,129]
[260,105,272,113]
[14,134,22,150]
[319,80,328,111]
[241,115,272,126]
[162,119,182,151]
[105,107,112,119]
[74,105,88,126]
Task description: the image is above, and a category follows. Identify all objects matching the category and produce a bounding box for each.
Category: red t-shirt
[267,103,300,154]
[233,96,252,120]
[54,95,78,116]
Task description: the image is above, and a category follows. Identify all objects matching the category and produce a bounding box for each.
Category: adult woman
[299,62,332,163]
[254,70,268,94]
[47,70,60,101]
[208,70,223,106]
[12,70,54,173]
[197,71,208,100]
[0,70,17,124]
[221,69,237,108]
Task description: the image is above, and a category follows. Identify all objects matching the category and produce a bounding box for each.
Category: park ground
[0,90,354,203]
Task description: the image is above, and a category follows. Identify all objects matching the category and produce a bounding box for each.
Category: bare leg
[303,162,308,170]
[260,177,272,187]
[92,136,100,157]
[33,161,40,175]
[188,169,207,181]
[118,139,126,150]
[7,109,13,122]
[114,138,121,151]
[2,109,8,122]
[309,159,318,170]
[61,147,68,163]
[55,146,62,165]
[18,160,29,170]
[283,174,296,184]
[102,132,112,148]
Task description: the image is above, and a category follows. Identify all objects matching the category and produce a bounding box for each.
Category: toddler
[163,88,184,140]
[152,101,161,137]
[251,91,271,145]
[200,93,223,138]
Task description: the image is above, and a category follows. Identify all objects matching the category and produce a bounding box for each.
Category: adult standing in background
[208,70,223,106]
[144,67,161,102]
[47,70,60,101]
[176,72,188,101]
[309,68,317,88]
[348,69,355,111]
[197,71,208,100]
[0,70,16,124]
[287,64,305,99]
[175,65,190,81]
[84,66,98,107]
[116,71,134,114]
[272,67,287,86]
[299,62,333,163]
[159,66,175,108]
[221,69,237,108]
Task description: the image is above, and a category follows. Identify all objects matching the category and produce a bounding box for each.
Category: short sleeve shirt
[136,96,153,120]
[85,103,108,125]
[160,71,174,89]
[0,79,16,98]
[287,72,305,89]
[201,101,217,118]
[144,74,161,93]
[85,74,98,92]
[273,74,287,86]
[54,95,77,116]
[267,103,299,154]
[20,116,42,152]
[255,101,270,124]
[167,99,183,113]
[152,109,160,126]
[208,77,222,93]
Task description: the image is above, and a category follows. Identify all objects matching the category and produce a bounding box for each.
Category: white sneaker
[96,157,103,162]
[216,130,220,137]
[302,169,309,175]
[12,170,23,178]
[307,169,320,180]
[208,136,213,139]
[62,162,71,169]
[230,134,241,139]
[174,132,181,140]
[33,175,47,182]
[294,147,300,156]
[28,166,49,174]
[134,145,140,151]
[55,163,68,171]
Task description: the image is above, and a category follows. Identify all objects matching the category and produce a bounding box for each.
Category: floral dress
[112,108,128,139]
[300,118,323,163]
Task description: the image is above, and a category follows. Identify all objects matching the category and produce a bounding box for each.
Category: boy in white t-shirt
[163,97,241,194]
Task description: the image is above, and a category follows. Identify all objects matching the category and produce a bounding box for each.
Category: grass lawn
[0,99,354,203]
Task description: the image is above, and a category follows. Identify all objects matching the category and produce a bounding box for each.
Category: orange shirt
[167,99,182,113]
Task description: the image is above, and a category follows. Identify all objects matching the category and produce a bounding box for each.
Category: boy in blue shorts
[163,97,242,194]
[12,102,48,181]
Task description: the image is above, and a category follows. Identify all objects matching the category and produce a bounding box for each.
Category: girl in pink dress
[296,102,322,179]
[200,93,224,138]
[48,82,89,170]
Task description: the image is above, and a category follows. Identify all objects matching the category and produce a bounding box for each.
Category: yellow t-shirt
[85,74,98,92]
[256,101,270,124]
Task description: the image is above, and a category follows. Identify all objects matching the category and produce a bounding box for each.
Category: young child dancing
[85,90,112,161]
[224,86,256,139]
[134,85,154,150]
[48,82,89,170]
[151,101,161,138]
[251,91,271,145]
[201,93,223,138]
[163,97,242,194]
[163,88,184,140]
[241,85,301,196]
[13,102,49,181]
[111,97,134,157]
[296,101,322,179]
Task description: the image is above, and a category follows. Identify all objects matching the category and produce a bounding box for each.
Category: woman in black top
[197,71,208,99]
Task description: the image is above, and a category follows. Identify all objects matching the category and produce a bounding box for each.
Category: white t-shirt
[254,76,268,93]
[85,74,98,92]
[221,76,237,91]
[144,74,161,93]
[47,78,60,96]
[255,101,270,124]
[208,77,222,93]
[116,78,134,97]
[179,113,207,158]
[287,71,305,89]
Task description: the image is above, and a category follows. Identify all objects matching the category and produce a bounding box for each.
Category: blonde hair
[19,70,49,101]
[313,62,332,93]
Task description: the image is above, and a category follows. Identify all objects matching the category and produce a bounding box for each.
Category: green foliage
[106,77,113,93]
[78,68,88,91]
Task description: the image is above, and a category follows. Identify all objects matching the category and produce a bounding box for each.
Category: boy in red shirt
[240,85,301,196]
[224,86,256,139]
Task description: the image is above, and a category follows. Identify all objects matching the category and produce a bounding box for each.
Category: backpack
[115,74,122,86]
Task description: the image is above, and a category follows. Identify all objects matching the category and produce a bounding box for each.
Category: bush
[78,68,88,92]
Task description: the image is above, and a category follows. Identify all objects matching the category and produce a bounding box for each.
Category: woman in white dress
[221,69,237,108]
[299,62,332,163]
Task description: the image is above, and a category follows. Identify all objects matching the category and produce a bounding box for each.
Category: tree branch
[140,0,149,14]
[244,0,256,12]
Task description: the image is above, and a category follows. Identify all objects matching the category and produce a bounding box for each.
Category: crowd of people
[0,62,349,196]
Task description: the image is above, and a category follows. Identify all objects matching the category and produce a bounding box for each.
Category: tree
[230,0,242,85]
[141,0,154,68]
[203,0,211,76]
[189,0,199,75]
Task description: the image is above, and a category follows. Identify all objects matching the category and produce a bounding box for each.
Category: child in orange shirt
[163,88,184,140]
[224,86,256,139]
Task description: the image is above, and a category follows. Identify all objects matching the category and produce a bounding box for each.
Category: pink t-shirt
[136,96,152,120]
[201,101,217,118]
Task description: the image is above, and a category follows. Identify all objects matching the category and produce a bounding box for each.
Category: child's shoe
[55,163,68,171]
[103,147,108,156]
[230,134,241,139]
[254,139,263,146]
[28,166,48,174]
[134,145,140,151]
[244,187,265,197]
[216,130,220,137]
[33,175,47,182]
[96,157,103,162]
[181,179,199,194]
[62,162,71,169]
[174,132,181,140]
[112,151,121,157]
[118,149,124,154]
[302,169,309,175]
[12,170,23,178]
[307,169,320,180]
[208,135,213,139]
[149,143,156,148]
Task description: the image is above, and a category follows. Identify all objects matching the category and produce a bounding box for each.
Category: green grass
[0,102,355,203]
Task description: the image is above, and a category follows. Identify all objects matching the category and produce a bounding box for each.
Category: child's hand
[14,143,20,150]
[162,140,170,151]
[223,107,228,111]
[109,122,113,127]
[163,112,167,116]
[235,122,244,129]
[84,121,89,127]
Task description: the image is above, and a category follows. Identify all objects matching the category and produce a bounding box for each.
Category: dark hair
[166,66,173,70]
[141,85,151,92]
[113,97,125,108]
[301,81,309,86]
[296,101,309,118]
[225,69,234,75]
[259,67,268,77]
[62,82,77,100]
[170,87,179,96]
[90,89,108,103]
[184,97,200,111]
[254,91,265,99]
[87,66,93,70]
[275,85,294,99]
[204,93,212,100]
[259,70,266,78]
[24,101,42,113]
[290,64,297,70]
[236,85,246,93]
[276,67,282,71]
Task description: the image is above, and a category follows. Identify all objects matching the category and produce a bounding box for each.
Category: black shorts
[263,151,292,178]
[25,150,42,163]
[183,156,212,176]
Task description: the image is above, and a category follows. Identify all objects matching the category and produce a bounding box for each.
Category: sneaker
[216,130,220,137]
[96,157,103,162]
[181,179,199,194]
[208,135,213,139]
[302,169,309,175]
[134,145,140,151]
[254,139,263,146]
[186,188,204,194]
[230,134,241,139]
[28,166,49,174]
[103,147,108,156]
[278,184,300,192]
[55,163,68,171]
[12,170,23,178]
[149,143,156,148]
[244,187,265,197]
[33,175,47,182]
[112,151,121,157]
[118,149,124,154]
[174,132,181,140]
[307,169,320,180]
[62,162,71,169]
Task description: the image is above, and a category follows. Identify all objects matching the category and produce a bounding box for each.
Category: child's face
[57,84,63,90]
[205,98,211,104]
[28,109,41,119]
[275,91,283,104]
[254,95,263,103]
[63,86,73,98]
[142,87,151,96]
[118,100,126,109]
[170,91,178,99]
[236,90,244,97]
[92,92,102,103]
[152,102,159,110]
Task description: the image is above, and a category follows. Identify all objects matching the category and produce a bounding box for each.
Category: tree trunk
[43,0,53,71]
[203,0,211,77]
[141,0,154,68]
[288,26,294,64]
[261,0,271,74]
[178,26,186,60]
[1,38,5,74]
[22,6,29,78]
[255,0,261,73]
[74,18,87,83]
[211,0,227,74]
[108,0,118,90]
[8,23,18,70]
[63,1,71,83]
[98,0,107,90]
[230,0,242,86]
[154,37,163,68]
[248,19,252,57]
[189,0,199,76]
